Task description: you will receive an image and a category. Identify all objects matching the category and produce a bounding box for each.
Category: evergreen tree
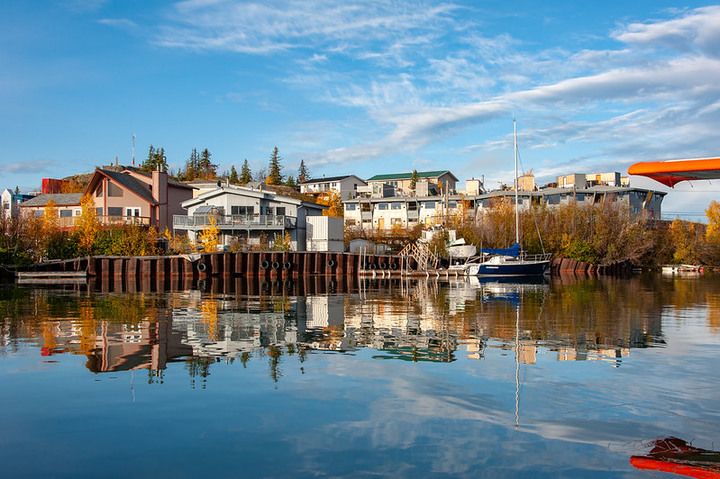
[239,159,253,184]
[285,175,296,188]
[198,148,217,179]
[410,169,419,190]
[187,148,201,180]
[140,145,168,173]
[229,166,239,184]
[266,147,283,185]
[298,159,309,184]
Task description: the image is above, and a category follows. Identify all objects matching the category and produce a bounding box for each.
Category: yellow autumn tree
[197,214,220,252]
[270,231,293,251]
[42,199,59,232]
[706,201,720,240]
[669,219,699,264]
[75,194,99,255]
[318,190,344,218]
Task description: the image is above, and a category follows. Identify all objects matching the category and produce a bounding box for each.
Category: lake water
[1,274,719,478]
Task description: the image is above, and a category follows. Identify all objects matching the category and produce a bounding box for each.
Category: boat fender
[197,261,207,272]
[327,259,336,267]
[272,261,281,270]
[390,262,398,270]
[283,261,292,270]
[260,260,270,270]
[379,262,387,270]
[368,263,376,270]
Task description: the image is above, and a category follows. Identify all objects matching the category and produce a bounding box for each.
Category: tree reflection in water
[0,274,718,385]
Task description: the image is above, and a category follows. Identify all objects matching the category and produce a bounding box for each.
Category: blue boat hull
[475,260,549,277]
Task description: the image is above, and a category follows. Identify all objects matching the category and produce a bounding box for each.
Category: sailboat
[463,121,551,277]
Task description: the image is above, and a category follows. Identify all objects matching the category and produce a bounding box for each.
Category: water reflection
[2,274,717,384]
[2,275,720,477]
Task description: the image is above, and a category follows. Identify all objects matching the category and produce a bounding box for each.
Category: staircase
[399,242,439,271]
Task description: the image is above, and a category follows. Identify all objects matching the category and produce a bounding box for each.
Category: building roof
[300,175,365,185]
[182,185,327,211]
[20,193,83,207]
[366,170,458,182]
[94,169,156,204]
[131,170,195,189]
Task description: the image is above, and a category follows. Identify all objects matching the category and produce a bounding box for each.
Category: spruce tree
[298,159,309,183]
[239,159,253,184]
[140,145,168,173]
[266,147,283,185]
[285,175,296,188]
[229,166,239,184]
[198,148,217,179]
[410,169,419,190]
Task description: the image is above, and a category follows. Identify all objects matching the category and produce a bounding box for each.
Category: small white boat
[447,238,477,259]
[661,264,704,275]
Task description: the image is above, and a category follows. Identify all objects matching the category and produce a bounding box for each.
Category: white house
[299,175,367,200]
[173,184,327,250]
[2,189,35,219]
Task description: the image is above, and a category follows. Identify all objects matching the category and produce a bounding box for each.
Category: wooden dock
[17,271,88,285]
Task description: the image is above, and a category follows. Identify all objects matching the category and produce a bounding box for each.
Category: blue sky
[2,0,719,219]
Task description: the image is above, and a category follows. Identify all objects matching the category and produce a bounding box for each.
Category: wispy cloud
[156,0,458,62]
[0,160,55,174]
[98,18,139,30]
[150,2,720,184]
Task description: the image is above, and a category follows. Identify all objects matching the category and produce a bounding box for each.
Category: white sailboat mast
[514,120,519,246]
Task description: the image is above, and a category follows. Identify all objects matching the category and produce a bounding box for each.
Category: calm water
[1,274,719,478]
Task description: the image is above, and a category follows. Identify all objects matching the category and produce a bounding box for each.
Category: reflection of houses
[84,168,195,230]
[173,185,326,250]
[85,320,193,373]
[299,175,367,200]
[171,300,298,357]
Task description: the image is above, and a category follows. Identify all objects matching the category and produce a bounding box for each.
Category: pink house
[84,168,195,231]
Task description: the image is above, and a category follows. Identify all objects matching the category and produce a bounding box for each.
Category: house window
[448,201,457,208]
[96,184,103,197]
[424,201,436,209]
[391,218,403,225]
[96,208,103,215]
[107,182,123,197]
[108,207,122,216]
[231,206,254,215]
[126,208,140,217]
[34,211,43,218]
[60,210,72,217]
[391,202,402,210]
[408,202,417,211]
[345,203,357,211]
[378,203,388,210]
[276,207,286,216]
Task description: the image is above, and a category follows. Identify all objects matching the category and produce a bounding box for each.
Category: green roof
[366,170,457,181]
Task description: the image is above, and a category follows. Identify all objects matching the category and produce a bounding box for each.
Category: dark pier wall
[27,251,405,280]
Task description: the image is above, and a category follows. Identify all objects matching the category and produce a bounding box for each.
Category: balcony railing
[57,215,151,228]
[173,214,296,229]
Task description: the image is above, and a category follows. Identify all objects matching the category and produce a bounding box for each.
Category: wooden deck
[17,271,88,285]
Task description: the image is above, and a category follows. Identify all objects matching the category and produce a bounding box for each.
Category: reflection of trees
[2,275,720,386]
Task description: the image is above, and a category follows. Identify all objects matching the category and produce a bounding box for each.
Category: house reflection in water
[84,320,193,374]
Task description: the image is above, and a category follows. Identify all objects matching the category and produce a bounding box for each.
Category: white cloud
[0,160,55,174]
[613,6,720,58]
